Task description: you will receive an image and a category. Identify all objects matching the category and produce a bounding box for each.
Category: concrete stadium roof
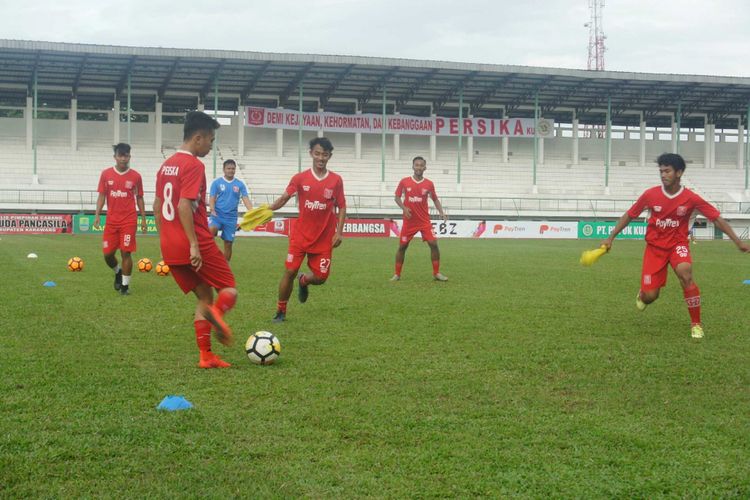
[2,39,749,129]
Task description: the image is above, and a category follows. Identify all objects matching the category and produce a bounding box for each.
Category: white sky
[3,0,750,77]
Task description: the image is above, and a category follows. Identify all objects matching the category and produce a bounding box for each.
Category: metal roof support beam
[319,64,355,107]
[506,77,554,114]
[358,67,398,108]
[433,71,478,114]
[279,63,314,107]
[470,74,516,115]
[202,59,226,101]
[158,58,181,98]
[115,56,137,97]
[396,68,438,109]
[240,61,272,103]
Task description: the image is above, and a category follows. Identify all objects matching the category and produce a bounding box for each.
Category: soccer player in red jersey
[391,156,448,281]
[94,143,147,295]
[154,112,238,368]
[269,137,346,323]
[603,153,749,339]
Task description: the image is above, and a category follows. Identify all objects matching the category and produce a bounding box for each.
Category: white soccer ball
[27,253,38,259]
[245,331,281,365]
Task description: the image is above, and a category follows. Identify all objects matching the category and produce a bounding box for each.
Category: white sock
[122,275,131,286]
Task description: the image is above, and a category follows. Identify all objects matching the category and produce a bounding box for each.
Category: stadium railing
[2,188,750,219]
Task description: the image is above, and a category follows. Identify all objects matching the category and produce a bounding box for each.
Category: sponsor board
[388,220,578,239]
[578,221,647,239]
[0,214,72,234]
[74,214,158,234]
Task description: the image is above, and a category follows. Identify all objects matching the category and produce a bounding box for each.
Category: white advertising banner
[388,220,578,239]
[245,106,553,138]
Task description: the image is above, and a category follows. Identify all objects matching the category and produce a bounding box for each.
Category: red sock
[432,260,440,274]
[215,289,237,313]
[277,300,288,313]
[683,284,701,324]
[194,319,212,352]
[395,262,403,276]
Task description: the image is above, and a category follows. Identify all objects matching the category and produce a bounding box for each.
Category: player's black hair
[656,152,686,172]
[183,111,220,141]
[412,156,427,164]
[223,159,237,167]
[113,143,131,155]
[309,137,334,153]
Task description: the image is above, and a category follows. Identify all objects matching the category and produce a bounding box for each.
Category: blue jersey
[210,177,249,220]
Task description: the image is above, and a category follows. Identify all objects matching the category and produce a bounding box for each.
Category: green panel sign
[74,214,158,234]
[578,221,647,239]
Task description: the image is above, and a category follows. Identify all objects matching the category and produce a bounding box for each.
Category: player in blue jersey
[209,159,253,261]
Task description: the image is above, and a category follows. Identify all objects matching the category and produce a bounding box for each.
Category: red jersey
[627,185,720,250]
[155,151,214,265]
[97,167,143,227]
[286,168,346,253]
[395,176,438,226]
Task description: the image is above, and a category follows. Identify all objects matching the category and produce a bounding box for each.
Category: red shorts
[285,243,332,279]
[400,222,436,244]
[641,243,692,291]
[169,243,236,294]
[102,224,137,254]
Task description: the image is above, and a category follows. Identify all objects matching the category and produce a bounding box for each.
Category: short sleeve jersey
[210,177,249,220]
[155,151,213,265]
[395,176,438,227]
[96,167,143,227]
[627,185,720,250]
[285,168,346,253]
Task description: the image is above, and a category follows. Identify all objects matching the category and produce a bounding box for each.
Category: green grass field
[1,234,749,497]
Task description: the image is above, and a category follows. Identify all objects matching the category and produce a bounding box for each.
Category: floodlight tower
[585,0,606,70]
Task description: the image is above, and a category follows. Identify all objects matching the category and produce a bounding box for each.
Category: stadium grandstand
[1,39,749,223]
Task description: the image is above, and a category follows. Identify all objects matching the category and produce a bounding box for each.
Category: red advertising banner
[0,214,73,234]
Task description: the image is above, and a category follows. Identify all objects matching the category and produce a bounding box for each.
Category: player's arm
[269,191,293,211]
[712,216,750,253]
[333,204,346,248]
[136,196,148,233]
[241,195,253,211]
[94,193,106,229]
[177,198,202,270]
[153,197,162,232]
[209,194,217,217]
[432,195,448,222]
[603,212,633,250]
[394,190,411,219]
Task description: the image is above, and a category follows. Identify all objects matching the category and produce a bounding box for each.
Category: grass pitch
[1,234,749,497]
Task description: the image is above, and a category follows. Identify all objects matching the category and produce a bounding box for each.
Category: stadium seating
[1,117,748,214]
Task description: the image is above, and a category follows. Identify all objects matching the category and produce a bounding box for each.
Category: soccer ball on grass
[67,256,84,271]
[155,260,170,276]
[137,258,153,272]
[245,331,281,365]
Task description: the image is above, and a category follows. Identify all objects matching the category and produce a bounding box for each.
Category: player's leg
[637,245,668,310]
[208,215,220,237]
[223,240,233,261]
[102,226,122,290]
[274,247,304,321]
[118,226,137,295]
[297,252,332,303]
[275,268,298,322]
[671,246,703,338]
[220,219,237,262]
[393,228,416,280]
[424,227,447,281]
[192,283,231,368]
[196,244,237,345]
